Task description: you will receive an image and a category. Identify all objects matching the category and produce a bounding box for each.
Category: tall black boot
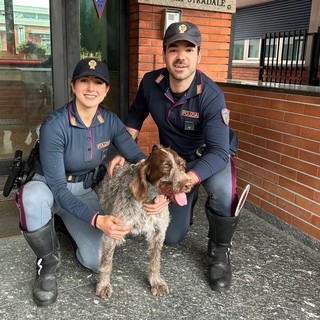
[206,204,240,292]
[22,219,60,306]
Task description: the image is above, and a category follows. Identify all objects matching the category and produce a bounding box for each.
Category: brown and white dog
[96,145,192,298]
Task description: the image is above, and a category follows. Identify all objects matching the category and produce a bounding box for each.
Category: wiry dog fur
[96,145,192,298]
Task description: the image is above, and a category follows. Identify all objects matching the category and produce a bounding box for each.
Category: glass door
[0,0,128,237]
[0,0,52,173]
[80,0,128,119]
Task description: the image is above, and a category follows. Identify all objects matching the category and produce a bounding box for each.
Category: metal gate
[259,29,320,86]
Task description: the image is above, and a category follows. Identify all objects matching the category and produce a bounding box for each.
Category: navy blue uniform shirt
[38,101,146,223]
[126,68,230,182]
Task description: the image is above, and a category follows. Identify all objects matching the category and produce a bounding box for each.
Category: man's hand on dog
[96,215,132,239]
[143,195,169,215]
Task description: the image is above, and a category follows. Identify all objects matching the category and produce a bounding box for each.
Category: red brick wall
[128,1,232,154]
[232,65,318,85]
[232,66,260,81]
[219,83,320,241]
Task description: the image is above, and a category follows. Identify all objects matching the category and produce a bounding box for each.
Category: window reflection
[0,0,52,160]
[80,0,121,117]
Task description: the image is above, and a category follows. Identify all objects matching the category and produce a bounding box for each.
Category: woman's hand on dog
[96,215,132,239]
[108,155,126,178]
[143,195,169,215]
[108,155,146,178]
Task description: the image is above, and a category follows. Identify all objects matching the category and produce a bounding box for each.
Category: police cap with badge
[163,21,201,47]
[72,58,110,84]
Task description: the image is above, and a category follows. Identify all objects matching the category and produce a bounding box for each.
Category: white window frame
[233,39,261,64]
[233,36,306,66]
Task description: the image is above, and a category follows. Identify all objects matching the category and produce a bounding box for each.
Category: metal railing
[259,29,320,86]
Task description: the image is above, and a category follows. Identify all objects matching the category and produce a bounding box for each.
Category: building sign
[137,0,236,13]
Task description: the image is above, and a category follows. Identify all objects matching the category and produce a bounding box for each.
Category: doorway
[0,0,128,172]
[0,0,128,237]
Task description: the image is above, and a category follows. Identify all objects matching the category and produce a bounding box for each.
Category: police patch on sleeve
[221,108,230,126]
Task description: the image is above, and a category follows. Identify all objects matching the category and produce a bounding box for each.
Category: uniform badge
[179,24,187,33]
[196,84,202,95]
[221,108,230,126]
[70,116,77,126]
[182,110,199,118]
[155,74,164,84]
[97,114,105,123]
[88,60,97,69]
[185,121,194,130]
[97,141,110,149]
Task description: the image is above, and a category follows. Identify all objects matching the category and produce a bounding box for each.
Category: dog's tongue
[173,193,187,206]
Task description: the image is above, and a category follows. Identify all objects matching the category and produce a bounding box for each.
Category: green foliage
[17,39,47,56]
[80,47,102,60]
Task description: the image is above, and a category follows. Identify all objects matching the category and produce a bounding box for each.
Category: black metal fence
[259,29,320,86]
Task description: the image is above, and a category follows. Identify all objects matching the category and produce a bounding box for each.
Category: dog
[95,145,193,298]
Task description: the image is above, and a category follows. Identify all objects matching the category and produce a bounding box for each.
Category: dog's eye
[175,157,186,169]
[162,162,172,173]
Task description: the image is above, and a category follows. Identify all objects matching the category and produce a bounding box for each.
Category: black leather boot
[22,219,60,306]
[206,204,240,292]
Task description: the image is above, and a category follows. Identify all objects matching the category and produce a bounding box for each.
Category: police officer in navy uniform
[110,22,243,292]
[16,58,145,306]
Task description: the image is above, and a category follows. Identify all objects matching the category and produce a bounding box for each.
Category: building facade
[232,0,320,85]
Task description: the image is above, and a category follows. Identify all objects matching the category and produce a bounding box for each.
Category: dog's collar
[126,187,133,198]
[129,163,138,173]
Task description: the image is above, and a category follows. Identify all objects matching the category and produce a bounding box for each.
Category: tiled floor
[0,187,320,320]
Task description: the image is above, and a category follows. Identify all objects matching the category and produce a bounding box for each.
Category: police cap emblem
[88,60,97,70]
[178,24,187,33]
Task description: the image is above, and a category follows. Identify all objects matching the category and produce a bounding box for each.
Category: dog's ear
[152,144,162,151]
[130,162,148,201]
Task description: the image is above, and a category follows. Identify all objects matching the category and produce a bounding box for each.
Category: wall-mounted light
[162,8,182,37]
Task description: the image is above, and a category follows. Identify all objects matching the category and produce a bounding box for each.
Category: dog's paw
[96,283,113,299]
[151,282,169,296]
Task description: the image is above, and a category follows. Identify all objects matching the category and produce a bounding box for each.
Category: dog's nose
[182,181,193,192]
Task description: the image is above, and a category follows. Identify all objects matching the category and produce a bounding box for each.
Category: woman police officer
[16,58,146,306]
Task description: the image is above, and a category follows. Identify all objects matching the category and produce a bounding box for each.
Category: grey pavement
[0,186,320,320]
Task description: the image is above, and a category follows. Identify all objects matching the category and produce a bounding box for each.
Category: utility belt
[2,140,107,196]
[66,163,106,189]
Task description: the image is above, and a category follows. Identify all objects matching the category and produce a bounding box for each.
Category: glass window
[0,0,52,162]
[283,36,305,61]
[265,38,278,59]
[233,40,244,60]
[248,39,260,58]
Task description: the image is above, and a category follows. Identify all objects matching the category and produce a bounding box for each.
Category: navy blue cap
[72,58,109,83]
[163,22,201,47]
